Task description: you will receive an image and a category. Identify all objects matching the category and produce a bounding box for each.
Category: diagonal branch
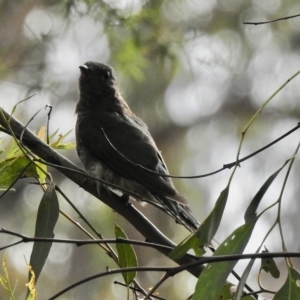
[0,107,204,277]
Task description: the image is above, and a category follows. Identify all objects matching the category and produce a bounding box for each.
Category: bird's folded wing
[77,112,188,205]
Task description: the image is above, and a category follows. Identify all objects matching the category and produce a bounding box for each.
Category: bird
[75,61,199,231]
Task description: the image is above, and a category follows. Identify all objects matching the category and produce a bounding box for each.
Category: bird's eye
[103,72,111,80]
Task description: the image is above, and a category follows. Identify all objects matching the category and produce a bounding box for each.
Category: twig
[244,13,300,25]
[0,107,205,277]
[101,123,300,179]
[47,251,300,299]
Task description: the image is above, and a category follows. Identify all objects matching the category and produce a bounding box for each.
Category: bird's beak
[79,65,89,72]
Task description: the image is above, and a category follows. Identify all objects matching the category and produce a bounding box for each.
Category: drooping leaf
[169,232,205,260]
[193,218,257,300]
[170,185,229,260]
[234,254,257,300]
[260,247,280,279]
[35,160,47,185]
[114,224,137,285]
[273,267,300,300]
[234,161,288,299]
[29,182,59,284]
[244,159,289,223]
[219,283,233,300]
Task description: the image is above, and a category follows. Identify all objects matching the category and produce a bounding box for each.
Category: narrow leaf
[169,232,205,260]
[50,130,75,150]
[261,247,280,279]
[114,224,137,285]
[273,267,300,300]
[193,218,257,300]
[35,160,47,185]
[244,160,289,223]
[235,162,288,299]
[29,182,59,283]
[48,128,59,142]
[235,253,261,300]
[170,185,229,260]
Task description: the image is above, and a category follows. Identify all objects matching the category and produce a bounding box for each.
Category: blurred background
[1,0,300,299]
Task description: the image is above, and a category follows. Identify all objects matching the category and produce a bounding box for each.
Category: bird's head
[77,61,130,115]
[79,61,117,96]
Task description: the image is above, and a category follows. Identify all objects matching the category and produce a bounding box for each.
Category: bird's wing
[77,111,188,205]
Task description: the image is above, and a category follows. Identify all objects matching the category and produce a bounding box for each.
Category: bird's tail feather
[154,195,199,231]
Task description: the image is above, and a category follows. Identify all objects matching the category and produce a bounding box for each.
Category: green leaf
[260,247,280,279]
[49,130,75,150]
[0,157,37,188]
[169,232,205,260]
[35,160,47,184]
[219,283,233,300]
[244,160,289,223]
[170,185,229,260]
[29,182,59,284]
[273,267,300,300]
[114,224,137,285]
[193,218,257,300]
[219,283,255,300]
[5,140,23,159]
[234,255,256,300]
[234,161,288,299]
[48,128,59,142]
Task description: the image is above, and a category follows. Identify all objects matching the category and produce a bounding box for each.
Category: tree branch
[0,107,204,276]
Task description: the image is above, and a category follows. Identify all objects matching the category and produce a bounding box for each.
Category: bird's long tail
[176,203,199,231]
[155,195,199,232]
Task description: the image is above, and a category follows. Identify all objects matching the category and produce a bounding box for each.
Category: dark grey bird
[75,61,199,231]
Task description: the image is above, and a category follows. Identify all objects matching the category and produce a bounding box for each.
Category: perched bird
[75,61,199,231]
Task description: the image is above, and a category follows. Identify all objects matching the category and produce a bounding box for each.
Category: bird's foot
[120,194,130,205]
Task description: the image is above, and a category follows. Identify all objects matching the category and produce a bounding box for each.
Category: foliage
[1,1,300,299]
[0,254,15,299]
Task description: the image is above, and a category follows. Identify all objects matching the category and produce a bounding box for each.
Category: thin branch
[46,105,52,145]
[55,186,113,253]
[35,158,191,228]
[2,110,299,180]
[223,123,300,169]
[0,107,205,277]
[57,209,153,299]
[48,265,171,300]
[145,272,169,300]
[2,106,190,228]
[0,228,176,252]
[19,105,51,151]
[244,13,300,25]
[0,240,23,251]
[114,281,165,300]
[48,250,300,299]
[101,123,300,179]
